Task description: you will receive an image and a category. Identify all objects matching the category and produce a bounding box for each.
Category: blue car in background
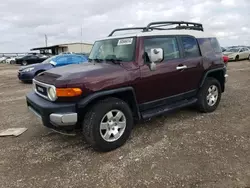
[18,54,88,83]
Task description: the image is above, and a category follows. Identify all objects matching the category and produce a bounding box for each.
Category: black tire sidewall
[84,99,133,151]
[198,78,222,112]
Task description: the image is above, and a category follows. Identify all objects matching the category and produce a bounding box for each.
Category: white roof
[98,29,214,41]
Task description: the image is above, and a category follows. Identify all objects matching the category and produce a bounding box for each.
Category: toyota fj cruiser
[26,21,228,151]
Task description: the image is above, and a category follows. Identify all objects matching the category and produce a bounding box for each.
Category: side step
[141,98,198,119]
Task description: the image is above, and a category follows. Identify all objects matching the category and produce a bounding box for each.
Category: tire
[82,97,133,152]
[22,61,28,66]
[235,55,239,61]
[197,77,222,113]
[10,60,15,64]
[248,55,250,61]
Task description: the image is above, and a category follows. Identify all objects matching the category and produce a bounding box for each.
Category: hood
[19,63,52,71]
[35,62,134,93]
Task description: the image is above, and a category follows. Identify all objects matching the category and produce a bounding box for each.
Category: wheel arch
[200,67,226,92]
[77,87,141,120]
[35,70,45,76]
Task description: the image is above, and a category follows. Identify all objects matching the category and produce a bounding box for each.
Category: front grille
[33,79,54,101]
[35,84,47,96]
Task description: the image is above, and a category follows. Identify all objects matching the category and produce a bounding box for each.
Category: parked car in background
[18,54,88,83]
[223,47,250,61]
[15,54,49,66]
[5,57,16,64]
[0,57,7,63]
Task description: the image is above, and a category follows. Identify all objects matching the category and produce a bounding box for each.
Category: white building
[31,42,93,55]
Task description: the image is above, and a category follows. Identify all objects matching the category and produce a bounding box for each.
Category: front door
[136,36,203,106]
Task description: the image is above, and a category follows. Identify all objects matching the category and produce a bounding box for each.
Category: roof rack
[108,21,203,36]
[145,21,203,31]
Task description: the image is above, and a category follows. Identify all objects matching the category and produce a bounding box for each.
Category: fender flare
[199,67,226,88]
[77,87,141,119]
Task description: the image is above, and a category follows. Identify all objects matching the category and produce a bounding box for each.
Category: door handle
[176,65,187,70]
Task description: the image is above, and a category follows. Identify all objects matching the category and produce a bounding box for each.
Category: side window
[239,48,244,52]
[181,37,200,58]
[56,56,68,65]
[209,38,222,53]
[144,37,180,62]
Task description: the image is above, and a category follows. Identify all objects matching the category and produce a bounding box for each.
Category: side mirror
[148,48,163,71]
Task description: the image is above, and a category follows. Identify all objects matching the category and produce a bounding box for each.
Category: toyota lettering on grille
[37,86,44,93]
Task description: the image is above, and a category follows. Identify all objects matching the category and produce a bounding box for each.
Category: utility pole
[81,26,83,53]
[45,34,48,47]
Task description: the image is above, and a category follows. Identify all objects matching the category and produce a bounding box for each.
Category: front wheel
[235,55,239,61]
[197,78,222,113]
[82,97,133,152]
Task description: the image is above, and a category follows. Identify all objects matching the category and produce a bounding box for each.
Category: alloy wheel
[207,85,219,106]
[99,110,126,142]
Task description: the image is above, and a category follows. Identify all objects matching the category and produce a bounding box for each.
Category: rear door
[239,48,245,59]
[178,36,204,92]
[243,48,250,59]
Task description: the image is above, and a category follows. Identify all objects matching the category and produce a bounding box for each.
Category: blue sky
[0,0,249,52]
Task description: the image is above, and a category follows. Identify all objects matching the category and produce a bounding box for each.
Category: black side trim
[78,87,141,119]
[141,98,198,119]
[199,67,226,87]
[139,90,197,111]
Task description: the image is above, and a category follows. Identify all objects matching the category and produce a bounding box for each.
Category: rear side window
[144,37,180,62]
[209,38,222,53]
[181,37,200,58]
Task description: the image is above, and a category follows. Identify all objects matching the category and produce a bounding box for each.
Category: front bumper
[26,92,77,129]
[18,71,35,81]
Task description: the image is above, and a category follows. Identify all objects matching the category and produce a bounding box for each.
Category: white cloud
[0,0,249,52]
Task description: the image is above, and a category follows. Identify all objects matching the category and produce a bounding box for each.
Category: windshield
[226,48,239,52]
[42,55,56,64]
[88,37,136,62]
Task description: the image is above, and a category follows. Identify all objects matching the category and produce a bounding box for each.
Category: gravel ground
[0,61,250,188]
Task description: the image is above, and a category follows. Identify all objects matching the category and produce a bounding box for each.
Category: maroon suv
[26,21,227,151]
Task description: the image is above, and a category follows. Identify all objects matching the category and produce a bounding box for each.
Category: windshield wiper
[104,58,122,64]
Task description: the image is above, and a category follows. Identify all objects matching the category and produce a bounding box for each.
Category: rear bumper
[225,74,229,83]
[26,92,77,129]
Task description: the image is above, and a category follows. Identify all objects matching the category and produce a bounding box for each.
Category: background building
[31,42,93,55]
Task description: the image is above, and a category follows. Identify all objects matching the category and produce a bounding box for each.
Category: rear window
[209,38,222,53]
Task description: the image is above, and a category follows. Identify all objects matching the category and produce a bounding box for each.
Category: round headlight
[48,87,57,101]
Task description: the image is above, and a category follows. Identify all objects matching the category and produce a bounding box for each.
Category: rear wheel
[82,97,133,152]
[10,60,15,64]
[197,77,222,113]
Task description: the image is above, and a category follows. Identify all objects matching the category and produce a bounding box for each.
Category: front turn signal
[56,88,82,97]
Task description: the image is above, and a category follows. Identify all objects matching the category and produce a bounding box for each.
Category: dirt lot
[0,61,250,188]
